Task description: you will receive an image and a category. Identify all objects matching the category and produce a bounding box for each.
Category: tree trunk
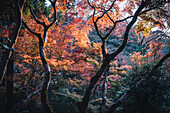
[39,43,54,113]
[0,50,12,82]
[5,56,14,113]
[39,33,54,113]
[0,0,26,82]
[22,0,57,111]
[100,39,109,113]
[79,1,146,112]
[100,67,109,113]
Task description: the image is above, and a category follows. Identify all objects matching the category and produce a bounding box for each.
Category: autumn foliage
[0,0,169,113]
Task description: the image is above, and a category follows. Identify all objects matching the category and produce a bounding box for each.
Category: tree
[78,0,169,113]
[0,1,26,113]
[0,0,169,113]
[0,0,26,83]
[22,0,57,112]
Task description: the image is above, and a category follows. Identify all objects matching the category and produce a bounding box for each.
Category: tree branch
[116,4,160,23]
[95,0,116,23]
[87,0,103,39]
[88,0,117,40]
[94,22,103,39]
[78,1,146,113]
[47,0,57,28]
[22,1,57,112]
[104,22,117,39]
[105,11,115,24]
[29,6,45,26]
[103,2,158,40]
[22,20,41,37]
[110,1,146,57]
[106,52,170,113]
[87,0,95,9]
[147,52,170,79]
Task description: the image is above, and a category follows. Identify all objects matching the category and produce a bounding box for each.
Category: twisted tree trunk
[38,34,53,113]
[22,1,57,112]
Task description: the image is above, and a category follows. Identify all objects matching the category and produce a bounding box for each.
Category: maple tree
[0,0,170,113]
[21,0,58,112]
[78,0,170,113]
[16,0,101,112]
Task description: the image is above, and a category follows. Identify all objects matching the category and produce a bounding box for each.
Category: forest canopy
[0,0,169,113]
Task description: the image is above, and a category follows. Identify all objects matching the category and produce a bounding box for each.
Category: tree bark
[22,1,57,112]
[5,56,14,113]
[78,1,146,113]
[100,39,109,113]
[0,0,26,83]
[39,34,54,113]
[100,66,109,113]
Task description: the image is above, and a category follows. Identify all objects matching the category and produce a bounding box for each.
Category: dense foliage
[0,0,169,113]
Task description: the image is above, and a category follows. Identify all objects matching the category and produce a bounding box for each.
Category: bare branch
[87,0,96,23]
[104,22,117,39]
[87,0,103,39]
[103,1,161,40]
[116,4,160,23]
[22,19,41,37]
[29,0,57,29]
[18,0,26,11]
[95,0,116,23]
[110,1,146,57]
[88,0,116,40]
[105,11,115,24]
[78,1,146,113]
[87,0,95,8]
[92,6,96,23]
[47,0,57,28]
[94,22,103,39]
[29,6,45,26]
[147,52,170,79]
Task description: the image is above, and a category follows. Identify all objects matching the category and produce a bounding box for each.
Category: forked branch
[78,1,146,113]
[22,0,58,113]
[29,0,57,29]
[47,0,57,28]
[29,6,45,26]
[95,0,116,23]
[87,0,116,40]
